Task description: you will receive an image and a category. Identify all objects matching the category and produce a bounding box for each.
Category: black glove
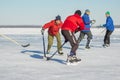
[41,28,44,35]
[63,37,68,43]
[75,28,80,33]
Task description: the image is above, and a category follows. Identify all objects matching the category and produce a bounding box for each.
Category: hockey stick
[0,34,30,47]
[46,42,66,60]
[42,32,46,57]
[101,28,106,33]
[97,25,106,34]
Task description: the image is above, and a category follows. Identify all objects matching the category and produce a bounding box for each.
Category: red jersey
[42,20,63,36]
[61,14,85,32]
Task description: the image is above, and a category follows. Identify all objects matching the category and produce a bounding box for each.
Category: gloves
[90,20,96,24]
[64,39,68,43]
[41,28,44,35]
[100,24,105,27]
[75,28,80,33]
[99,24,103,27]
[103,24,106,27]
[63,37,68,43]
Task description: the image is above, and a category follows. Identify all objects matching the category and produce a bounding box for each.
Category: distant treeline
[0,25,120,28]
[93,25,120,28]
[0,25,42,28]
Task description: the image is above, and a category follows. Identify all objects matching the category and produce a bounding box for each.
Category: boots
[58,51,64,55]
[85,45,90,49]
[103,44,110,47]
[67,55,81,63]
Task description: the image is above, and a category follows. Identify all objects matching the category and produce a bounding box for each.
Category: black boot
[67,55,81,63]
[58,51,64,55]
[72,55,81,62]
[85,45,90,49]
[103,44,110,47]
[67,55,75,63]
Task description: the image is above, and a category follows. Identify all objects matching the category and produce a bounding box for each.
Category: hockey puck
[22,43,30,47]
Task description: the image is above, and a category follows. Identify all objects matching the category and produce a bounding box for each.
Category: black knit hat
[74,10,82,16]
[55,15,61,20]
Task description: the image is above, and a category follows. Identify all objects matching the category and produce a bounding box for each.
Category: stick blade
[46,57,51,61]
[21,43,30,47]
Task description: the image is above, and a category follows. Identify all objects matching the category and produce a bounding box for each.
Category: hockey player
[102,11,114,47]
[77,9,96,49]
[61,10,85,63]
[41,15,64,55]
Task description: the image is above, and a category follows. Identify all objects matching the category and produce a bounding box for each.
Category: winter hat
[74,10,82,16]
[55,15,61,20]
[105,11,110,15]
[85,9,90,13]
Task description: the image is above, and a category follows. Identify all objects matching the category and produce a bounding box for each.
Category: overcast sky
[0,0,119,25]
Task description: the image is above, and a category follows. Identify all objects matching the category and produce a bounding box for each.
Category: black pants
[104,30,113,45]
[78,31,92,46]
[61,30,78,55]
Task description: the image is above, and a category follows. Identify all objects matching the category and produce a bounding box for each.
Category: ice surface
[0,28,120,80]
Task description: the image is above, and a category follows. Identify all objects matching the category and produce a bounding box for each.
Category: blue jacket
[103,16,114,31]
[82,13,91,32]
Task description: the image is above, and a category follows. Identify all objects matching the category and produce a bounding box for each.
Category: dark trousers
[104,30,113,45]
[78,31,92,46]
[61,30,78,55]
